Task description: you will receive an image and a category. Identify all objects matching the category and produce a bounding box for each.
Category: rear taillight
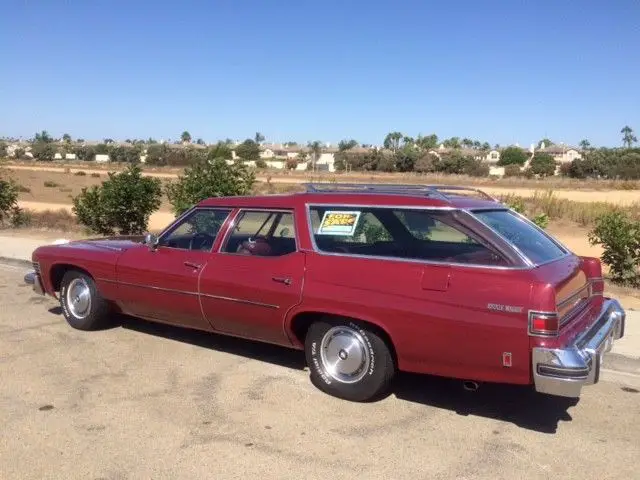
[528,311,559,337]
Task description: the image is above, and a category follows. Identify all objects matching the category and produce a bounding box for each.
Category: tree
[414,153,439,173]
[307,141,323,171]
[442,137,461,149]
[338,139,358,151]
[415,134,438,151]
[62,133,72,143]
[461,138,474,149]
[579,139,591,151]
[383,132,404,152]
[31,143,56,161]
[207,141,232,160]
[72,164,163,235]
[254,132,265,144]
[196,138,205,145]
[165,157,255,215]
[537,138,554,149]
[497,146,528,166]
[621,125,637,148]
[34,130,52,143]
[528,153,557,177]
[481,142,491,151]
[0,175,23,226]
[235,139,261,161]
[181,131,192,143]
[103,138,114,144]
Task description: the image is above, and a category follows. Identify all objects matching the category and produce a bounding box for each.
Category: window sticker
[317,210,361,235]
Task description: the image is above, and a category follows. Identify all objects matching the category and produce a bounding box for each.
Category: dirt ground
[4,164,640,206]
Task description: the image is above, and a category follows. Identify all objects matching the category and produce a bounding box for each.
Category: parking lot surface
[1,262,639,480]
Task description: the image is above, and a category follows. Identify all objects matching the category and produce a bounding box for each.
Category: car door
[199,209,305,346]
[115,207,233,330]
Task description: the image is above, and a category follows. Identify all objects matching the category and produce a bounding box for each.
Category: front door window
[158,208,232,251]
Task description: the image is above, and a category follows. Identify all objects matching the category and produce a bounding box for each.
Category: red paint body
[31,191,607,387]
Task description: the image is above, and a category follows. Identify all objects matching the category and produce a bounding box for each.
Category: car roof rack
[303,182,496,202]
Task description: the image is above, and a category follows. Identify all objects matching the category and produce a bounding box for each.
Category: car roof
[197,183,507,211]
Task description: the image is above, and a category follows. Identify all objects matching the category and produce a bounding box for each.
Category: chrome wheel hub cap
[66,278,91,319]
[319,326,370,383]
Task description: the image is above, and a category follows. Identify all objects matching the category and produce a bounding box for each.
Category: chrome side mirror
[144,233,159,251]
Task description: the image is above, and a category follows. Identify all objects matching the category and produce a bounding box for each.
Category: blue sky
[1,0,638,147]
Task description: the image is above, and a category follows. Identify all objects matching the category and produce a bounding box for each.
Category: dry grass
[499,190,640,226]
[16,209,82,232]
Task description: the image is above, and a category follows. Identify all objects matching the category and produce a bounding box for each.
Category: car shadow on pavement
[119,315,307,371]
[392,372,579,434]
[114,314,577,434]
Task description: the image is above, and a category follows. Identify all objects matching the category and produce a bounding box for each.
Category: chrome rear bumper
[532,298,625,398]
[24,270,45,296]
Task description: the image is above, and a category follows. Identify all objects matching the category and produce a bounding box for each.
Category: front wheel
[59,270,113,331]
[305,317,396,402]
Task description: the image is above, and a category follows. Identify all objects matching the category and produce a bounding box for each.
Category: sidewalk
[1,233,638,364]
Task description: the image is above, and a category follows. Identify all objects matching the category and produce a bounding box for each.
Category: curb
[0,256,32,268]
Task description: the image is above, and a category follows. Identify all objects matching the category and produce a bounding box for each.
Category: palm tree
[579,139,591,151]
[307,141,323,171]
[181,131,192,144]
[254,132,265,144]
[62,133,72,143]
[621,126,637,148]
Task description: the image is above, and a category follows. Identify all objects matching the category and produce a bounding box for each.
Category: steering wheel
[189,232,215,251]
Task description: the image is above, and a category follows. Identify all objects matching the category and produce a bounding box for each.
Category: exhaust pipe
[462,380,479,392]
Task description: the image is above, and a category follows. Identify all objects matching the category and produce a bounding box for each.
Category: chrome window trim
[217,207,300,257]
[468,207,573,268]
[303,203,531,271]
[156,206,234,253]
[98,278,278,309]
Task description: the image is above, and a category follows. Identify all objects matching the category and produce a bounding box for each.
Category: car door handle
[272,276,292,286]
[184,261,202,269]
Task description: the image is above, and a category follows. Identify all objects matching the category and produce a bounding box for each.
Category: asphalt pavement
[1,260,640,479]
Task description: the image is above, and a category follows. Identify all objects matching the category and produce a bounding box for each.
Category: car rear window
[473,209,568,265]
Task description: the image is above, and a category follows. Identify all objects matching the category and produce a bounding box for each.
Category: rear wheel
[59,270,112,330]
[305,317,396,402]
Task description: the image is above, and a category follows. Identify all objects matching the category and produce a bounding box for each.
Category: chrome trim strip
[557,283,591,310]
[200,292,279,309]
[100,278,199,297]
[97,278,278,309]
[303,203,530,270]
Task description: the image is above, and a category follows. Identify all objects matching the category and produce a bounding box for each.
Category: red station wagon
[25,183,626,402]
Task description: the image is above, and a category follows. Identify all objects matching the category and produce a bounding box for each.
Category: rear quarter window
[473,209,568,265]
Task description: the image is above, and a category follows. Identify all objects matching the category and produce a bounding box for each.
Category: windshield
[473,209,568,265]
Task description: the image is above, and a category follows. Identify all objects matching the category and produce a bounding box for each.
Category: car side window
[309,206,508,266]
[222,210,297,257]
[158,208,232,251]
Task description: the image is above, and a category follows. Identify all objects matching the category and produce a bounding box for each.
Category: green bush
[0,176,23,226]
[74,170,87,176]
[43,181,59,188]
[72,164,162,235]
[588,211,640,287]
[503,164,522,177]
[165,157,255,216]
[529,153,557,177]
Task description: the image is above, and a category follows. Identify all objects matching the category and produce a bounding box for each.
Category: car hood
[56,235,145,252]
